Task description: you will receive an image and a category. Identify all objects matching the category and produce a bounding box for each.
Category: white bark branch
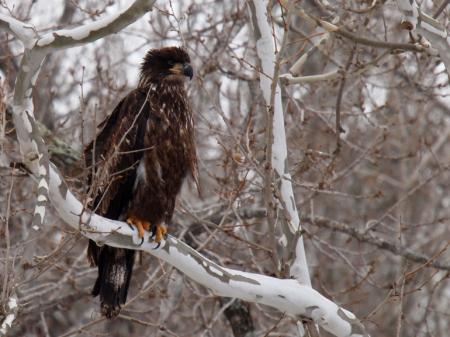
[3,1,369,336]
[280,9,430,86]
[36,0,156,49]
[280,70,340,84]
[0,294,18,336]
[247,1,369,335]
[47,163,367,337]
[247,0,310,285]
[0,13,36,47]
[288,33,331,76]
[396,0,450,78]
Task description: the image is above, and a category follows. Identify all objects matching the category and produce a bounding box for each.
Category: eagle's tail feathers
[90,245,135,319]
[87,239,99,266]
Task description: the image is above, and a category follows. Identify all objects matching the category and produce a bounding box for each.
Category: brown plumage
[85,46,197,318]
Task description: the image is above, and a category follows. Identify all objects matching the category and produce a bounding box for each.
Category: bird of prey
[85,46,197,318]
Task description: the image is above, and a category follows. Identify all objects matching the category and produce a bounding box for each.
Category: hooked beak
[183,63,193,80]
[169,62,194,80]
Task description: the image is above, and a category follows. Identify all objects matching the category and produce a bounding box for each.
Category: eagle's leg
[126,215,151,239]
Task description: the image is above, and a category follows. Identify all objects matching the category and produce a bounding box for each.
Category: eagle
[85,46,197,318]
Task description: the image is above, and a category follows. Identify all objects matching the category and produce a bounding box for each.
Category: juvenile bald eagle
[86,46,197,318]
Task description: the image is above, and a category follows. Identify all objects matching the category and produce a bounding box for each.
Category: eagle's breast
[130,82,195,225]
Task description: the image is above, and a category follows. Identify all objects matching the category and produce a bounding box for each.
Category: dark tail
[88,240,135,319]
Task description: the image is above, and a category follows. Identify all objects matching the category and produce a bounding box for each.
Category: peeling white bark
[2,1,369,336]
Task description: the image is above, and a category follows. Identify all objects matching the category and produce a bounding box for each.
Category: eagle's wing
[85,89,151,219]
[85,89,156,318]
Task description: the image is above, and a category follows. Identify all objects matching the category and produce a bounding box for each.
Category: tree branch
[433,0,450,18]
[0,294,18,336]
[303,215,450,271]
[44,162,367,337]
[247,0,311,286]
[36,0,156,49]
[210,207,450,271]
[0,13,37,47]
[396,0,450,79]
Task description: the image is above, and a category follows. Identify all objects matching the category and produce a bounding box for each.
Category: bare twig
[334,46,355,152]
[1,166,14,306]
[433,0,450,18]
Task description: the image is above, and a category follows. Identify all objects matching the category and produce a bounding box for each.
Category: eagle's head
[139,46,193,85]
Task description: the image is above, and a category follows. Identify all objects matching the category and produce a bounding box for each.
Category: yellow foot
[153,223,167,244]
[126,215,151,238]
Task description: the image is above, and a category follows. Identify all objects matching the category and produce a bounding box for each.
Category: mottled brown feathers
[86,46,196,318]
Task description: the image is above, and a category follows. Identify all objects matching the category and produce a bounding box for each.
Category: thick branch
[0,13,36,47]
[44,163,368,337]
[309,15,425,52]
[433,0,450,18]
[36,0,156,49]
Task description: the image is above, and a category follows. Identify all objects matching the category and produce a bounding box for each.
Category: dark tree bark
[221,299,255,337]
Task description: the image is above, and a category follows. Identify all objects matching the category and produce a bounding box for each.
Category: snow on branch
[247,0,310,285]
[47,164,368,337]
[0,13,36,47]
[396,0,450,78]
[247,0,369,335]
[36,0,156,49]
[3,1,369,336]
[0,294,18,336]
[12,53,50,230]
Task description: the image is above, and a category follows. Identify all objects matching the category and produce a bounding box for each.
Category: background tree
[0,0,449,336]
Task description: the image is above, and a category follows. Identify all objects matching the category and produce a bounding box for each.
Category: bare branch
[433,0,450,18]
[304,215,450,271]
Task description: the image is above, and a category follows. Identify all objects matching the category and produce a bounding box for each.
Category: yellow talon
[126,215,151,238]
[154,224,167,243]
